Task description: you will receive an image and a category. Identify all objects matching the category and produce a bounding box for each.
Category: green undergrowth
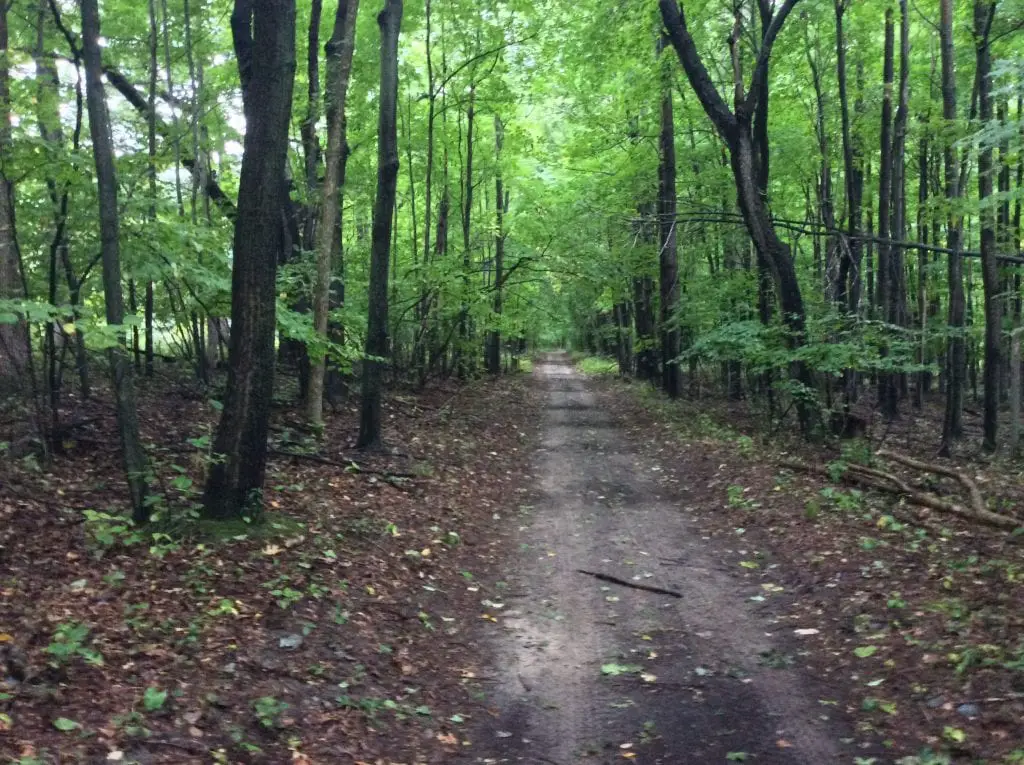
[576,355,619,376]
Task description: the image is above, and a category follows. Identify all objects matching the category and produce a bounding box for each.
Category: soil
[461,353,867,764]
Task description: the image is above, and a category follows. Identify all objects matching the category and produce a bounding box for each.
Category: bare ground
[462,354,870,764]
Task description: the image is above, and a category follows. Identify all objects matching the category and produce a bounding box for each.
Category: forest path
[463,353,852,765]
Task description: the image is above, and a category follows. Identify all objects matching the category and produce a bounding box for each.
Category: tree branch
[742,0,803,118]
[658,0,738,141]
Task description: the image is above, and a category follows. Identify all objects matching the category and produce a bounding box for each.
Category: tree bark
[457,82,475,379]
[658,36,681,398]
[146,0,159,378]
[305,0,360,427]
[486,115,506,375]
[659,0,812,427]
[891,0,910,401]
[975,0,999,452]
[939,0,965,455]
[203,0,296,518]
[81,0,150,521]
[357,0,403,450]
[0,0,28,382]
[877,8,897,419]
[835,0,862,313]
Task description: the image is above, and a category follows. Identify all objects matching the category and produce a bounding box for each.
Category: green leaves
[854,645,879,658]
[52,717,81,732]
[143,687,168,712]
[601,662,642,676]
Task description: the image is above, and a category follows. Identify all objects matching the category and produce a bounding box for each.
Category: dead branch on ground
[779,453,1020,531]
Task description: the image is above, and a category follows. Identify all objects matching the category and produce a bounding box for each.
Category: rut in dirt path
[465,354,857,765]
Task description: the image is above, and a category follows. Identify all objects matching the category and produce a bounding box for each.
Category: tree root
[780,454,1020,531]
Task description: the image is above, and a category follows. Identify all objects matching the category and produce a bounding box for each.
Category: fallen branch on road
[576,569,683,598]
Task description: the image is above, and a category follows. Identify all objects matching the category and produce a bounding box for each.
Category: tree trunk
[35,0,89,410]
[0,0,28,382]
[146,0,160,378]
[305,0,359,427]
[975,0,999,452]
[939,0,965,455]
[835,1,863,314]
[658,36,681,398]
[81,0,150,521]
[203,0,296,518]
[457,83,475,379]
[633,272,657,381]
[915,133,930,408]
[876,8,897,419]
[659,0,812,429]
[486,115,506,375]
[891,0,910,401]
[357,0,403,449]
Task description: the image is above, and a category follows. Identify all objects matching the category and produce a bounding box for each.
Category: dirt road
[464,354,856,764]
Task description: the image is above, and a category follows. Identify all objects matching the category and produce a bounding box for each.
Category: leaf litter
[0,373,542,763]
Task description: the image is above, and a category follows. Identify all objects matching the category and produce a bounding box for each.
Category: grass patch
[577,356,619,376]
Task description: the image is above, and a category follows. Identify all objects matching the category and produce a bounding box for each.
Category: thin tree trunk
[487,115,506,375]
[203,0,296,518]
[915,133,929,408]
[357,0,403,449]
[0,0,28,382]
[35,0,89,410]
[305,0,359,426]
[939,0,965,455]
[877,8,897,419]
[457,82,475,379]
[975,0,999,452]
[892,0,910,400]
[81,0,150,521]
[146,0,160,378]
[658,36,681,398]
[835,0,862,313]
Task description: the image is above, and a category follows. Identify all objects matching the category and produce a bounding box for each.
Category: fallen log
[876,449,986,518]
[778,459,1020,531]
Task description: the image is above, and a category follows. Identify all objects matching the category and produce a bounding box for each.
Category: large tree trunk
[939,0,965,455]
[357,0,403,449]
[81,0,150,521]
[660,0,812,428]
[203,0,296,518]
[975,0,999,452]
[658,36,681,398]
[305,0,360,427]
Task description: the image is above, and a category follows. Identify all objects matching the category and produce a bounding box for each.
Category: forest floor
[1,354,1023,764]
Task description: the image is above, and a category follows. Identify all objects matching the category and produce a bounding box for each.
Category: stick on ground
[576,569,682,598]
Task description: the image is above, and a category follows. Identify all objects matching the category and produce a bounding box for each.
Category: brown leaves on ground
[0,372,542,764]
[605,380,1024,764]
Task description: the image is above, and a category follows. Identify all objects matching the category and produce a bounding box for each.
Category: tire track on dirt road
[463,353,859,764]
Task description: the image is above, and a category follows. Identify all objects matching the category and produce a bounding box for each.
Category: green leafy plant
[45,622,104,667]
[143,686,168,712]
[252,696,290,729]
